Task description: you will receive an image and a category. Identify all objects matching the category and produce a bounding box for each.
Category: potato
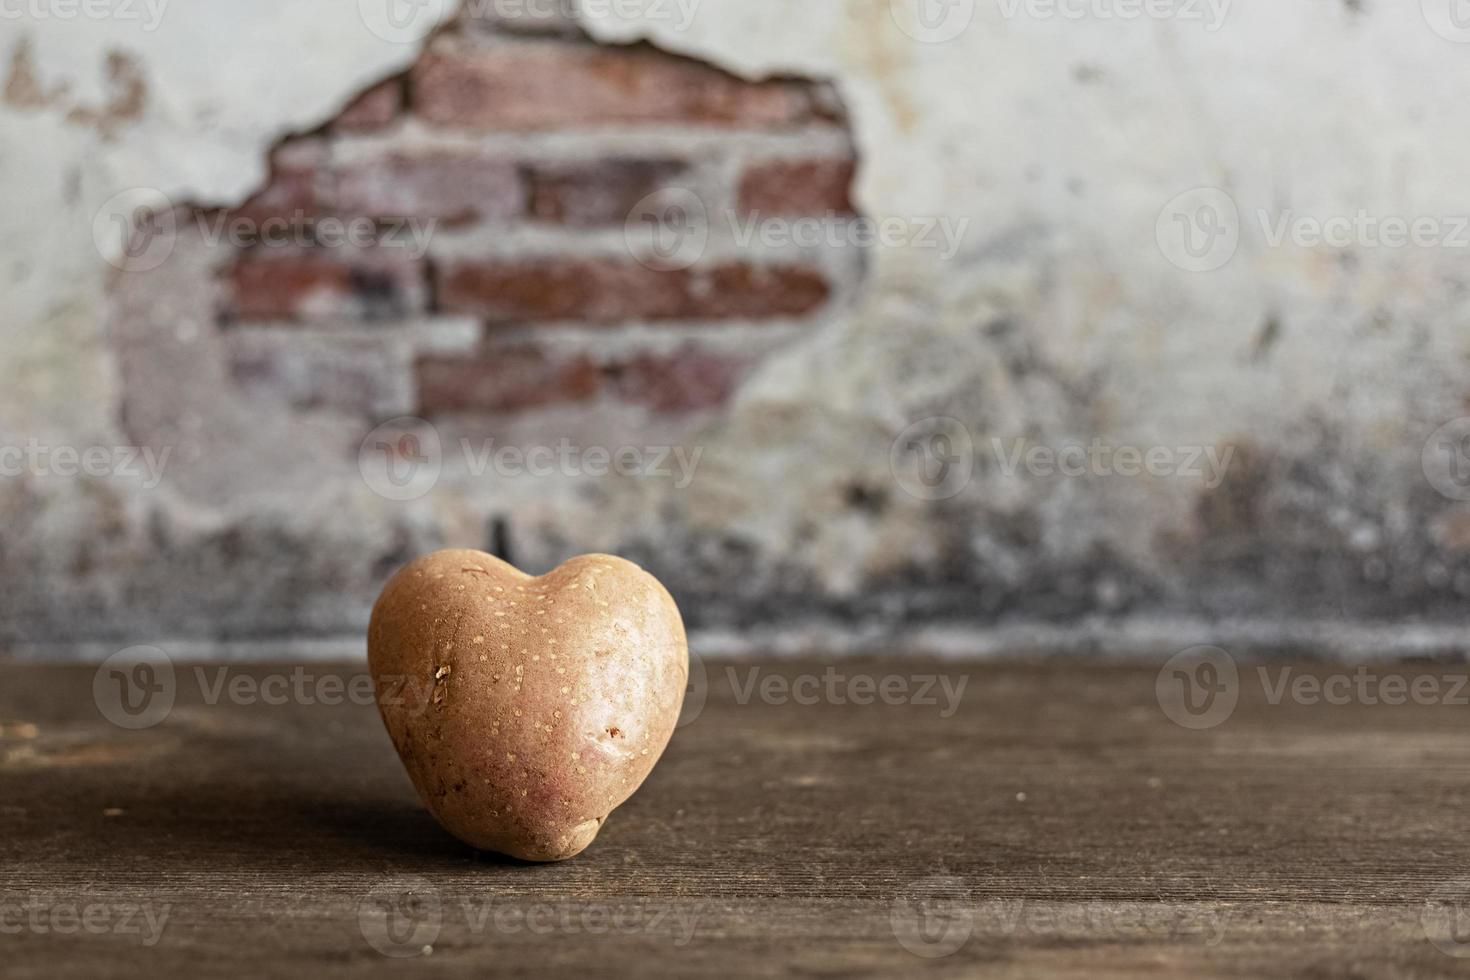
[367,548,688,861]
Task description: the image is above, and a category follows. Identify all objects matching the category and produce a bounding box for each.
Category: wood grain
[3,658,1470,978]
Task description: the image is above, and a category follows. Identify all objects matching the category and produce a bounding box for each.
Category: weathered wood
[3,659,1470,978]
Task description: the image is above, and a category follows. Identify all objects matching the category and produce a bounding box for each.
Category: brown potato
[367,548,688,861]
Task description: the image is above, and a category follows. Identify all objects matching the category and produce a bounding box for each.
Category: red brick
[416,339,750,415]
[221,250,428,322]
[225,328,414,417]
[738,156,857,216]
[436,257,830,322]
[333,79,403,132]
[231,140,329,227]
[412,37,826,130]
[332,151,523,224]
[417,345,601,414]
[525,159,686,225]
[612,346,752,412]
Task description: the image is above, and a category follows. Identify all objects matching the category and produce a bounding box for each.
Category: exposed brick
[333,79,403,131]
[417,345,601,414]
[221,250,428,323]
[417,338,750,415]
[412,37,827,130]
[332,151,523,225]
[225,328,414,417]
[738,156,857,216]
[611,346,752,413]
[525,159,686,225]
[231,140,330,227]
[436,257,831,322]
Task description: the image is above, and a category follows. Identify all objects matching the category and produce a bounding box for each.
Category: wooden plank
[2,659,1470,978]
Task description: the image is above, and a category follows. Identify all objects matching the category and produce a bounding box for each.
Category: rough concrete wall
[4,1,1470,658]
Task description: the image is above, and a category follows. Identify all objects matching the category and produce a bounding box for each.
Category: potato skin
[367,549,687,861]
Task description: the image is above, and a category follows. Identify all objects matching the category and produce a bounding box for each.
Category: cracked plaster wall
[5,1,1470,657]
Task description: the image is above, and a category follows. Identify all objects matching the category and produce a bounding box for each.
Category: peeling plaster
[5,1,1470,652]
[0,4,458,443]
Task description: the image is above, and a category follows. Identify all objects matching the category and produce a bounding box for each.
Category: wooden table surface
[4,656,1470,978]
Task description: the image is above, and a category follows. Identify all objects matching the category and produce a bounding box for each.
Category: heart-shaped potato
[367,548,687,861]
